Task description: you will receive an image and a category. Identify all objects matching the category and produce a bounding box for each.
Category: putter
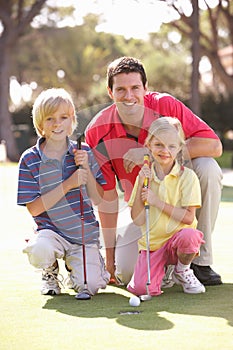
[75,134,91,300]
[140,154,152,301]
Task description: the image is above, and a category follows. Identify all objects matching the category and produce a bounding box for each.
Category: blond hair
[32,88,77,137]
[145,117,185,164]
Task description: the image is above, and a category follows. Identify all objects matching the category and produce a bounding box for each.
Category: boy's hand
[73,149,89,169]
[77,168,88,186]
[66,168,88,190]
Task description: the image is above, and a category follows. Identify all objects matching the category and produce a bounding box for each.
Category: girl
[127,117,205,297]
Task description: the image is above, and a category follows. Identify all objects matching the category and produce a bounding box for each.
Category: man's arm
[185,137,222,159]
[98,188,119,278]
[123,137,222,174]
[144,92,223,159]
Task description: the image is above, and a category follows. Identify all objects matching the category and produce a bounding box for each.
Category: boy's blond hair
[32,88,77,137]
[145,117,186,164]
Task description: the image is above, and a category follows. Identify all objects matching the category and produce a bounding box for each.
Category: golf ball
[129,295,140,307]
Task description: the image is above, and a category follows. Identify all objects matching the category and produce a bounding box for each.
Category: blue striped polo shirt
[17,137,106,245]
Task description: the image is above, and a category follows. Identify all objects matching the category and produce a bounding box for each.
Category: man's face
[107,72,147,120]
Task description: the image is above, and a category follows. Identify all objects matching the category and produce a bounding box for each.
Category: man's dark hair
[107,56,147,90]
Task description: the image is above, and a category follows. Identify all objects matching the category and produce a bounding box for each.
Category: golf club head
[139,294,152,301]
[75,291,91,300]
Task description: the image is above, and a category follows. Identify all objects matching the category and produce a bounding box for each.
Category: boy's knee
[23,239,55,268]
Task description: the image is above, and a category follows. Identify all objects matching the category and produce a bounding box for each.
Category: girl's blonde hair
[145,117,186,164]
[32,88,77,137]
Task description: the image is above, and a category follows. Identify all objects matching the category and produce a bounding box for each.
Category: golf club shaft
[143,154,151,289]
[77,134,88,287]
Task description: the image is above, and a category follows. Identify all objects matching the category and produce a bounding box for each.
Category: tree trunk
[0,43,19,161]
[190,0,200,116]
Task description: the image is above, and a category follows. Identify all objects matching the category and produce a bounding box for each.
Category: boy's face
[42,103,75,141]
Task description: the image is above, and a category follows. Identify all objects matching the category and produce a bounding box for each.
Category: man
[85,56,223,286]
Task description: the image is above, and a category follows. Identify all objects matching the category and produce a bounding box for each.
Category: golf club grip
[77,133,82,150]
[143,154,150,207]
[76,133,82,169]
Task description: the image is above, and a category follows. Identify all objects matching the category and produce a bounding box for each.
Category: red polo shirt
[85,92,219,201]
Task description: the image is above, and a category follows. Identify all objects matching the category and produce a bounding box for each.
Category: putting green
[0,163,232,350]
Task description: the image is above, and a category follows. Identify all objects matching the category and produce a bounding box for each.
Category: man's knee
[192,157,222,183]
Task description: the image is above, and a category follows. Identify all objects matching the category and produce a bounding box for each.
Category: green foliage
[14,17,193,109]
[9,9,233,143]
[145,27,191,100]
[215,151,233,169]
[201,93,233,135]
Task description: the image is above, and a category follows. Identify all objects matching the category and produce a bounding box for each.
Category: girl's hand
[73,149,89,169]
[138,165,151,187]
[141,188,157,206]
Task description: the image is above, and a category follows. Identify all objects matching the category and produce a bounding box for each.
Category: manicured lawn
[0,163,232,350]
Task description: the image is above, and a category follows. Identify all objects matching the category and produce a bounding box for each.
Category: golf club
[140,154,152,301]
[75,133,91,300]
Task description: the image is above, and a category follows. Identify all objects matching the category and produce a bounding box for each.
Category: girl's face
[148,131,181,166]
[41,103,75,141]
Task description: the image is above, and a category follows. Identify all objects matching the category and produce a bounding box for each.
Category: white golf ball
[129,295,140,307]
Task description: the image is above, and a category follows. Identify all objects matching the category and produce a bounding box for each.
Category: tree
[146,26,191,101]
[0,0,47,160]
[164,0,233,94]
[0,0,74,161]
[190,0,200,115]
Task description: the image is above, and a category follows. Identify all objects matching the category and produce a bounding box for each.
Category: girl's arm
[131,183,146,226]
[142,187,196,225]
[130,165,151,226]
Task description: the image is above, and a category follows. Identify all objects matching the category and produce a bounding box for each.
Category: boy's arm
[85,167,104,205]
[26,169,86,217]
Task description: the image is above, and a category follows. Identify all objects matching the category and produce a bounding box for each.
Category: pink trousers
[127,228,205,296]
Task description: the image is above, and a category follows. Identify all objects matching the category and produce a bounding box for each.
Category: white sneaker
[161,265,175,288]
[41,266,61,295]
[172,267,206,294]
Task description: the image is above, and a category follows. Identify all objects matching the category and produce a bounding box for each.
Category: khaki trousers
[23,229,110,295]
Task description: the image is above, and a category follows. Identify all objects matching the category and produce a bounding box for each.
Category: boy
[17,88,110,298]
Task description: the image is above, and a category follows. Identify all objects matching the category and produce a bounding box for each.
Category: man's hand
[123,147,149,173]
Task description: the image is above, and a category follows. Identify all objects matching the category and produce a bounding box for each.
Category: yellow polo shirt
[128,161,201,251]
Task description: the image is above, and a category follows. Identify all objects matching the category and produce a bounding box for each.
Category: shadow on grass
[42,283,233,331]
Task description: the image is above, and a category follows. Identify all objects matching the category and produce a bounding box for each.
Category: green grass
[215,150,233,169]
[0,163,233,350]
